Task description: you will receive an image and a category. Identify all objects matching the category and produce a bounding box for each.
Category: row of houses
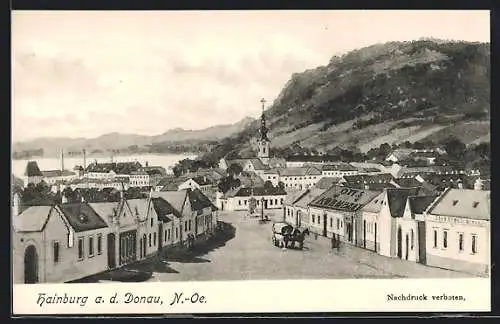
[12,188,218,284]
[283,186,490,276]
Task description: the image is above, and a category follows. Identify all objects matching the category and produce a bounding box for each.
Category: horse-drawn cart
[271,222,310,249]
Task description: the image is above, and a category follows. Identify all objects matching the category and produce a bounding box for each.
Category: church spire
[259,98,269,142]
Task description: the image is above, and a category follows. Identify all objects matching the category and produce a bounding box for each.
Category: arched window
[410,229,414,250]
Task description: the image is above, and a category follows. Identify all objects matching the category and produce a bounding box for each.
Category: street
[115,210,473,282]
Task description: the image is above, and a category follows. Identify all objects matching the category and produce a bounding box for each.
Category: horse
[288,227,310,249]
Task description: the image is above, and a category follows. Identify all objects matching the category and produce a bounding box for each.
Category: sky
[11,10,490,142]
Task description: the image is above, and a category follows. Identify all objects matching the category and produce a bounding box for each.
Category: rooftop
[58,202,109,232]
[427,189,490,220]
[310,186,381,212]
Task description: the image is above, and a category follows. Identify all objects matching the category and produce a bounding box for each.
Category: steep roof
[160,177,189,191]
[192,176,212,186]
[41,170,76,178]
[322,164,358,171]
[150,191,188,215]
[248,158,270,170]
[310,186,381,212]
[408,195,438,214]
[24,161,43,177]
[427,189,490,220]
[13,205,53,232]
[188,188,217,211]
[361,191,386,213]
[314,177,343,190]
[88,202,121,226]
[232,186,287,197]
[295,188,328,209]
[343,173,394,185]
[283,189,308,206]
[279,166,322,176]
[386,188,423,218]
[125,198,150,222]
[58,202,108,232]
[152,197,180,222]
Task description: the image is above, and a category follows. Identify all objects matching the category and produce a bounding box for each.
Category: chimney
[82,149,87,174]
[60,149,65,171]
[12,192,21,217]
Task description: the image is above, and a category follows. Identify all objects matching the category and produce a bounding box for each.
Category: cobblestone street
[104,210,474,282]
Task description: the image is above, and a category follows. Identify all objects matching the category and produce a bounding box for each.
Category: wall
[377,193,393,257]
[12,231,44,284]
[361,211,380,252]
[425,215,489,275]
[13,208,110,284]
[281,174,322,191]
[227,195,286,211]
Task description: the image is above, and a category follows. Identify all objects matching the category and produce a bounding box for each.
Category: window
[97,234,102,255]
[175,227,179,239]
[244,200,247,205]
[336,219,340,230]
[458,233,464,252]
[53,241,60,264]
[330,218,333,228]
[433,230,438,248]
[472,235,478,254]
[270,200,273,206]
[78,238,84,260]
[89,237,95,257]
[275,199,278,205]
[410,230,414,250]
[165,230,168,241]
[149,233,152,247]
[150,217,154,227]
[185,221,188,231]
[239,200,242,205]
[312,215,315,223]
[154,232,157,245]
[188,220,192,231]
[443,230,448,249]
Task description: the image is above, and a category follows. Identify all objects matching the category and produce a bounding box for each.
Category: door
[363,220,366,249]
[322,214,327,237]
[158,223,163,251]
[264,199,268,209]
[139,237,143,258]
[24,245,38,284]
[295,211,300,227]
[374,223,378,252]
[405,234,409,260]
[397,226,402,258]
[107,233,116,269]
[417,222,426,264]
[143,234,147,257]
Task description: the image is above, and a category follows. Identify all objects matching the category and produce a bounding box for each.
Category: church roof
[24,161,43,177]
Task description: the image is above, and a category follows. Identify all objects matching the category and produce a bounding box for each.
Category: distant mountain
[207,39,490,160]
[12,117,255,159]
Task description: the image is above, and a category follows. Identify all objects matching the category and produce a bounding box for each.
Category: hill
[12,117,254,159]
[205,39,490,160]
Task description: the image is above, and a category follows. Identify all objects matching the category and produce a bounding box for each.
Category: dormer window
[79,213,89,223]
[472,202,479,208]
[452,200,458,206]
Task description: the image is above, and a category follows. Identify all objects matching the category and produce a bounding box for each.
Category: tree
[248,197,257,214]
[444,136,466,158]
[228,163,243,177]
[264,180,274,189]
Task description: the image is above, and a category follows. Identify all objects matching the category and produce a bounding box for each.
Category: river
[11,153,198,178]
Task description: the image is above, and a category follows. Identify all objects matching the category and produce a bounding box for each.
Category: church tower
[257,98,271,165]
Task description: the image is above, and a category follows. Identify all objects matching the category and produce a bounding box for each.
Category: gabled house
[152,197,182,249]
[12,199,109,284]
[425,189,490,276]
[308,186,382,243]
[284,188,328,228]
[398,195,438,263]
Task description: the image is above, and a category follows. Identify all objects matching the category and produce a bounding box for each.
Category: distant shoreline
[11,152,199,161]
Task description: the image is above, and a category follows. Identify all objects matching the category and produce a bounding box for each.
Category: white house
[397,195,438,263]
[321,164,359,177]
[425,188,490,276]
[217,187,287,212]
[308,186,381,243]
[359,191,385,252]
[284,188,327,228]
[12,196,110,284]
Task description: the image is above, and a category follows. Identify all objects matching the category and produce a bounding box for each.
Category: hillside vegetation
[207,39,490,160]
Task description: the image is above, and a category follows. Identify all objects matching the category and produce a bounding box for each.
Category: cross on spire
[260,98,266,113]
[259,98,269,141]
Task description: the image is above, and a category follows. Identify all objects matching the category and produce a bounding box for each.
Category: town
[11,98,490,284]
